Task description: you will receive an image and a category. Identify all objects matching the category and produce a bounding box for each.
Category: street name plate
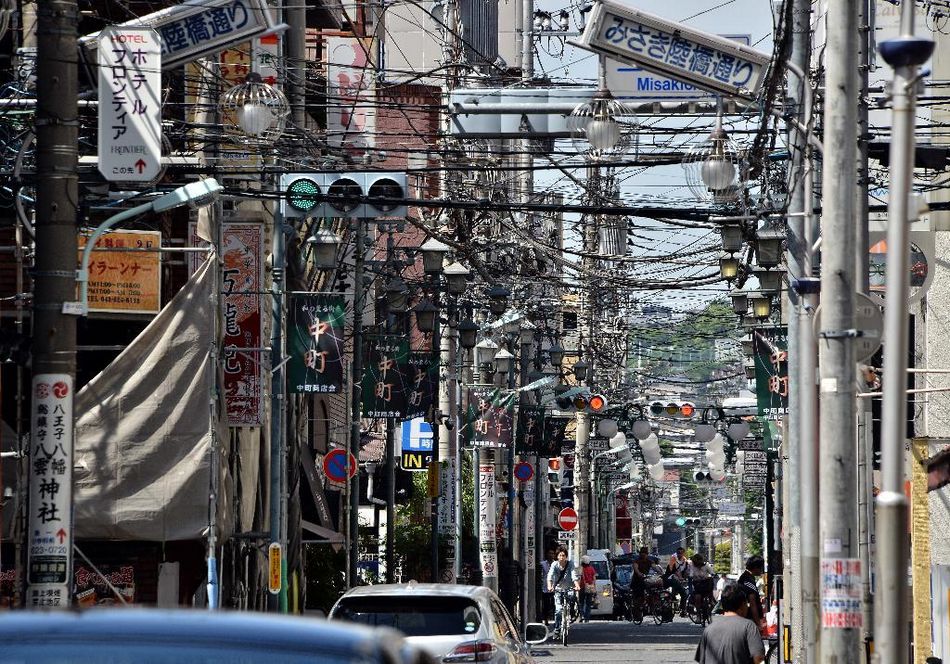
[558,530,577,540]
[589,437,609,451]
[574,0,771,99]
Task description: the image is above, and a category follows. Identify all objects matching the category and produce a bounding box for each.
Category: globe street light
[220,72,290,145]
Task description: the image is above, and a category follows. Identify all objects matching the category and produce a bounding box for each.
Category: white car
[329,582,548,663]
[584,549,615,618]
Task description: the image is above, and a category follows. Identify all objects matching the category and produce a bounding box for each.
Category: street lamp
[306,227,342,270]
[459,319,479,350]
[76,179,224,314]
[420,237,450,275]
[493,348,514,375]
[719,253,740,281]
[568,79,635,162]
[413,298,439,333]
[220,72,290,145]
[486,285,511,316]
[548,344,565,367]
[753,266,784,293]
[444,261,470,295]
[748,291,772,320]
[572,359,589,382]
[720,223,744,254]
[755,224,785,268]
[729,290,749,315]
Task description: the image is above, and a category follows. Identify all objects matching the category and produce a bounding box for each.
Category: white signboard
[438,458,456,535]
[478,464,497,578]
[98,27,162,182]
[558,530,577,541]
[575,0,771,99]
[27,374,74,607]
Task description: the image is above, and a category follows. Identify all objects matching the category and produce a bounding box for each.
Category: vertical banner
[326,37,377,152]
[405,352,438,420]
[465,386,516,448]
[288,294,346,394]
[541,416,569,457]
[820,558,862,629]
[516,406,545,455]
[27,374,73,608]
[753,326,789,421]
[191,223,265,426]
[523,481,536,571]
[362,335,410,419]
[478,463,497,578]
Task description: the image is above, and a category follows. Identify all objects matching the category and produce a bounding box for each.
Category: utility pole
[875,2,933,661]
[26,0,79,609]
[348,221,366,587]
[818,0,860,660]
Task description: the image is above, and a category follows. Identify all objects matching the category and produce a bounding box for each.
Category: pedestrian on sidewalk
[540,547,556,625]
[694,580,765,664]
[578,555,597,623]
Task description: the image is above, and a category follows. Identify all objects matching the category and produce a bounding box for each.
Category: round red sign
[557,507,578,531]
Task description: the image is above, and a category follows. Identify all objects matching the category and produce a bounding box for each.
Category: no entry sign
[558,507,578,531]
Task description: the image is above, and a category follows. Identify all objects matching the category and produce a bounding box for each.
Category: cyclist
[664,548,689,617]
[629,547,654,615]
[687,553,716,621]
[547,546,580,640]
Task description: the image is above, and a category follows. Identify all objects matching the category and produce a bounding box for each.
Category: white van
[584,549,614,618]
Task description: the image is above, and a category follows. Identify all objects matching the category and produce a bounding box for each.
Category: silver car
[329,582,548,664]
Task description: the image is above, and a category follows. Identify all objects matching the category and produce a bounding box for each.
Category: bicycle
[686,590,715,626]
[764,637,780,663]
[553,588,577,646]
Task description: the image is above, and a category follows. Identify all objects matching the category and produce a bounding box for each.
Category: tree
[714,541,732,574]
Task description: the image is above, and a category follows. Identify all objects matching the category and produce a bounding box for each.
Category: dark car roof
[0,608,394,657]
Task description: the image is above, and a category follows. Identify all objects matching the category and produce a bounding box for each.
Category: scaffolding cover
[74,259,232,541]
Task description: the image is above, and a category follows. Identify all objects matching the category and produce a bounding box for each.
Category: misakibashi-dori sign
[573,0,771,99]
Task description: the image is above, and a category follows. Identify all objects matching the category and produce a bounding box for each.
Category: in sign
[558,507,578,531]
[97,26,162,182]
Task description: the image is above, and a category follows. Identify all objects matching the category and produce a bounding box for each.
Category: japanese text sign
[404,352,437,420]
[289,295,345,395]
[97,27,162,182]
[77,230,161,314]
[465,386,515,448]
[753,326,788,421]
[516,406,545,455]
[576,0,771,99]
[362,335,410,419]
[27,374,73,603]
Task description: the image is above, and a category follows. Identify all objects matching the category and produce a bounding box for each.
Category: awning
[301,519,344,546]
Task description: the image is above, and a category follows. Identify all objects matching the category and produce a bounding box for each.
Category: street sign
[814,292,884,363]
[27,374,73,607]
[589,437,609,452]
[401,417,434,472]
[97,27,162,182]
[323,448,357,484]
[557,530,577,541]
[573,0,771,99]
[514,461,534,483]
[558,507,578,531]
[268,542,282,594]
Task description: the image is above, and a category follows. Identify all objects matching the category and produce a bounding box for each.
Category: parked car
[329,582,548,663]
[0,608,433,664]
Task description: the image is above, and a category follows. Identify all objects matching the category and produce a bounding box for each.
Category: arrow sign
[134,159,147,174]
[56,529,67,544]
[558,507,578,531]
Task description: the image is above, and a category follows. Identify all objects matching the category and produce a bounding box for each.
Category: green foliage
[714,541,732,574]
[304,544,347,614]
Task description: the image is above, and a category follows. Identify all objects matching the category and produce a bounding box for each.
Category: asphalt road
[530,615,703,664]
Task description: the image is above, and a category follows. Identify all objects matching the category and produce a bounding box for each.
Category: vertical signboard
[820,558,862,628]
[465,386,515,448]
[77,230,162,314]
[288,295,346,394]
[516,405,545,455]
[753,326,789,421]
[478,463,497,578]
[27,375,73,607]
[97,27,162,182]
[400,418,434,471]
[404,352,437,420]
[362,336,410,419]
[326,37,377,152]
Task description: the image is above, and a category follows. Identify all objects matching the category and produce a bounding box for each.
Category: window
[562,312,578,330]
[332,596,482,636]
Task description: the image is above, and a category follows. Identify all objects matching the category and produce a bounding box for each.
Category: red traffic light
[588,394,607,413]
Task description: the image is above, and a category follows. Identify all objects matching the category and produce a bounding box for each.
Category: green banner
[516,405,545,455]
[405,352,438,421]
[287,295,345,394]
[464,386,516,448]
[361,335,410,419]
[753,326,788,421]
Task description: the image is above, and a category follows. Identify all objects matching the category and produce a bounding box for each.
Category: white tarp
[74,259,231,541]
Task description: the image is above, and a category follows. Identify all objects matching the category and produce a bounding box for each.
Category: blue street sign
[514,462,534,482]
[401,418,434,452]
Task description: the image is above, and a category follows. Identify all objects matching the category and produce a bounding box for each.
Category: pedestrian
[693,579,765,664]
[578,555,597,623]
[737,555,765,629]
[546,546,580,639]
[540,547,556,625]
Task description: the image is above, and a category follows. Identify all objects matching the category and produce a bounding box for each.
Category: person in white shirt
[546,546,580,637]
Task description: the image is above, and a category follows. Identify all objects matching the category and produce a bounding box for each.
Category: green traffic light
[675,517,686,527]
[287,178,320,211]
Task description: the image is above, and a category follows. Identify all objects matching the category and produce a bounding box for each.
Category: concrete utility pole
[783,0,812,653]
[26,0,79,609]
[818,0,860,659]
[348,222,366,587]
[875,1,933,661]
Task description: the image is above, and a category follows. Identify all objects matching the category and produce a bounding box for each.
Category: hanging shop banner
[464,386,516,448]
[516,406,546,455]
[404,352,438,420]
[478,463,497,578]
[288,295,346,394]
[74,564,136,607]
[753,326,788,421]
[362,335,410,419]
[78,230,162,314]
[541,416,570,457]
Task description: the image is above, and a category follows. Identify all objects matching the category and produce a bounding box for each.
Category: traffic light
[555,392,607,413]
[649,400,695,419]
[280,172,408,219]
[675,516,701,527]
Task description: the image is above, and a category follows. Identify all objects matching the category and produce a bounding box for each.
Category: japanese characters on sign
[288,295,345,395]
[404,352,438,420]
[820,558,863,629]
[77,230,161,314]
[27,374,73,607]
[75,564,136,607]
[464,386,516,448]
[516,406,545,455]
[362,335,410,419]
[753,326,789,421]
[478,464,497,577]
[97,27,161,182]
[578,0,771,99]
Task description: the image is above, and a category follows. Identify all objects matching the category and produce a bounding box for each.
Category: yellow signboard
[78,230,161,314]
[268,542,282,595]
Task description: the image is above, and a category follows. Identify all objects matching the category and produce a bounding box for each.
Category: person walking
[578,555,597,623]
[737,555,765,629]
[693,579,765,664]
[546,546,579,639]
[540,547,556,626]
